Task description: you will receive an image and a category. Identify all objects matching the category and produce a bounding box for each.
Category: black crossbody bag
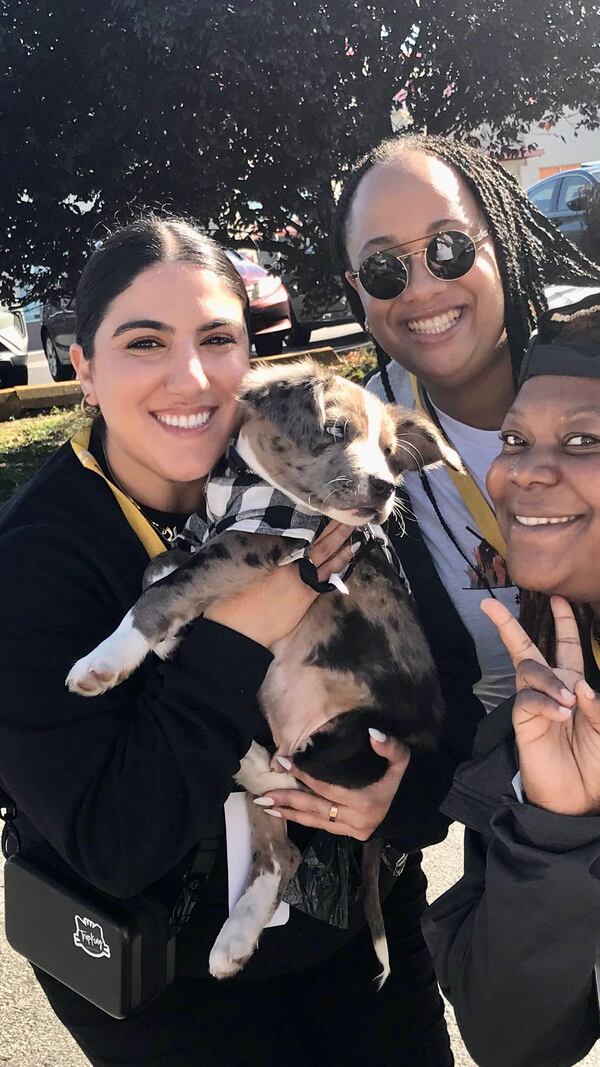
[1,790,220,1019]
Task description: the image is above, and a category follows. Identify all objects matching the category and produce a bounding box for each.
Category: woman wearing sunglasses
[424,293,600,1067]
[332,134,600,843]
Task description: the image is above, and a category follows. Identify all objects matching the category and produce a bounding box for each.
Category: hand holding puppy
[255,733,410,840]
[481,596,600,815]
[204,521,354,650]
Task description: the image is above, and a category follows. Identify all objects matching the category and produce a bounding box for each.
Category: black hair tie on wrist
[298,556,337,593]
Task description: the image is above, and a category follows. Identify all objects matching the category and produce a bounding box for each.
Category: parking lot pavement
[2,821,599,1064]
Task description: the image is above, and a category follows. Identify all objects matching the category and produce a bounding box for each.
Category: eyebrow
[357,218,459,262]
[112,317,241,338]
[509,403,600,420]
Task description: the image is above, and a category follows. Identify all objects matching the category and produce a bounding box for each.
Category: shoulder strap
[409,374,507,558]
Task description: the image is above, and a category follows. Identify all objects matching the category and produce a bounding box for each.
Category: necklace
[101,443,182,547]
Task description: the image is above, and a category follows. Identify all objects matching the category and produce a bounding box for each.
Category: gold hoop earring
[81,395,101,419]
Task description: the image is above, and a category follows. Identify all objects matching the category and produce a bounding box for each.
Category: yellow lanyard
[409,374,507,558]
[70,424,166,560]
[591,630,600,672]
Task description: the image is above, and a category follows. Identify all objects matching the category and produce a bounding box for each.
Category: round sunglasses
[349,229,489,300]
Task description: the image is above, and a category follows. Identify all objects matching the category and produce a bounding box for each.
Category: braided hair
[333,133,600,402]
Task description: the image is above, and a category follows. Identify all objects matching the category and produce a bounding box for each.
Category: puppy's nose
[368,475,395,500]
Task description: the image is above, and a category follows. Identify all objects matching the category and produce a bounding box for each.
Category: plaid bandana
[177,438,408,592]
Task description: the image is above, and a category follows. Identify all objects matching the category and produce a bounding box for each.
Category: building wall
[502,111,600,188]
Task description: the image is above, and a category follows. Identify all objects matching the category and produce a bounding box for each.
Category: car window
[528,178,557,212]
[557,174,594,212]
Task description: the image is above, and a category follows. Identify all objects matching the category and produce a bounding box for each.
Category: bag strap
[1,783,20,858]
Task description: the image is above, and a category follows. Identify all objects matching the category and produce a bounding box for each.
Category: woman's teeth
[514,515,577,526]
[155,411,212,429]
[407,309,462,335]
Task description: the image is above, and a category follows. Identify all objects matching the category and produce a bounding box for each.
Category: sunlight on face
[73,261,250,511]
[488,376,600,603]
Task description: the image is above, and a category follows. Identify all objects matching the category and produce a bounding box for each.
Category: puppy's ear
[239,359,327,445]
[387,407,463,475]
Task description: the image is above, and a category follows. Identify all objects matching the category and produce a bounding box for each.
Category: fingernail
[351,542,361,555]
[558,705,573,717]
[276,756,293,770]
[369,728,388,743]
[580,681,597,701]
[560,687,575,703]
[253,797,274,807]
[263,809,282,818]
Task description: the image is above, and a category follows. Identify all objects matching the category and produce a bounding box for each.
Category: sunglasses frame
[348,228,489,300]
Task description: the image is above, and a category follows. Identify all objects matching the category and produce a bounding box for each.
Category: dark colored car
[0,306,28,387]
[284,280,353,348]
[527,163,600,246]
[41,253,292,379]
[41,297,77,381]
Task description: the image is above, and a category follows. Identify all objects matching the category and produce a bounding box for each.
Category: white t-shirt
[369,361,516,712]
[367,285,600,712]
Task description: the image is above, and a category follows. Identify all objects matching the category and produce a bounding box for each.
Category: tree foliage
[2,0,600,306]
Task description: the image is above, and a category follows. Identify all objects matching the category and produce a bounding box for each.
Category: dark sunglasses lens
[359,252,408,299]
[426,231,476,279]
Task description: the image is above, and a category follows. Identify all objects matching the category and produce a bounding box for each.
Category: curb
[0,348,340,423]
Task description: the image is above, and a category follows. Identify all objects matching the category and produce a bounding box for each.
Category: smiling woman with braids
[332,132,600,799]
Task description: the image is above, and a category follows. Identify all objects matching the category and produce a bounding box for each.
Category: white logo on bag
[73,915,111,958]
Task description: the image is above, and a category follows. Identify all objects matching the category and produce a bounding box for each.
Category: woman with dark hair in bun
[424,292,600,1067]
[0,214,450,1066]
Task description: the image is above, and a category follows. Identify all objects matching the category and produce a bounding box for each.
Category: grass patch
[0,345,378,506]
[0,406,85,504]
[336,343,377,383]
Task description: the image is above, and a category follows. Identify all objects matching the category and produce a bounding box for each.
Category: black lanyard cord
[419,470,497,600]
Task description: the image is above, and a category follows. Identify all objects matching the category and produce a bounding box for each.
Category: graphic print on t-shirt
[466,535,512,591]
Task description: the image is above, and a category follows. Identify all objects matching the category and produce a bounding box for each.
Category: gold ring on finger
[328,804,338,823]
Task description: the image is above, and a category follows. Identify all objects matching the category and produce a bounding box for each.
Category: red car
[225,249,290,356]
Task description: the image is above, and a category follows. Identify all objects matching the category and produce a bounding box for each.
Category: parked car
[224,249,290,356]
[284,280,353,347]
[41,297,76,381]
[527,162,600,246]
[41,253,291,378]
[256,244,354,347]
[0,306,28,388]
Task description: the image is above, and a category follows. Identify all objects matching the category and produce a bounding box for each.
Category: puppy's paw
[208,921,258,980]
[66,613,151,697]
[235,742,298,795]
[66,657,122,697]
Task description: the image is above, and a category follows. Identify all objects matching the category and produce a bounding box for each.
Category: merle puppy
[67,359,459,983]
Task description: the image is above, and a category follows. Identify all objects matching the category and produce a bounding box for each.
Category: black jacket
[0,437,480,979]
[381,498,487,846]
[423,698,600,1067]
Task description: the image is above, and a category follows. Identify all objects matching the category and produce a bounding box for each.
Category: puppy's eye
[324,422,344,441]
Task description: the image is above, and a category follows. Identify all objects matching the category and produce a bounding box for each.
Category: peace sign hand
[481,596,600,816]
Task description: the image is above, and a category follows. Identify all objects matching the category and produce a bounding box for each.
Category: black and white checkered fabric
[177,438,408,588]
